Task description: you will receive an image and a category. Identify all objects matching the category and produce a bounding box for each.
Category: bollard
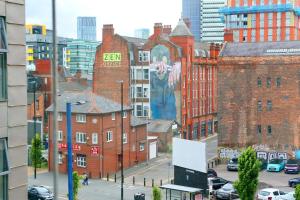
[160,179,162,186]
[211,161,214,168]
[208,163,210,169]
[144,178,146,187]
[171,179,174,184]
[152,179,154,187]
[114,174,117,182]
[133,176,135,185]
[107,173,109,181]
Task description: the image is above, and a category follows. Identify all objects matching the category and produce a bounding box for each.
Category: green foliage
[295,185,300,200]
[73,171,82,200]
[234,147,260,200]
[30,134,43,168]
[167,144,172,154]
[152,186,162,200]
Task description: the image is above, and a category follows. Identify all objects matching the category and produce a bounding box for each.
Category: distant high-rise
[182,0,201,41]
[134,28,150,39]
[201,0,225,42]
[77,17,97,41]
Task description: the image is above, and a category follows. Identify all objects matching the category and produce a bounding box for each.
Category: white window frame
[76,132,87,144]
[57,130,63,141]
[111,112,115,120]
[92,133,98,144]
[57,112,63,121]
[122,111,127,118]
[76,155,86,168]
[106,131,113,142]
[139,143,145,151]
[138,51,150,62]
[58,153,63,164]
[123,133,127,144]
[76,114,86,123]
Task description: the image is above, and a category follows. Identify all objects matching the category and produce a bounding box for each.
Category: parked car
[208,168,218,178]
[259,158,268,171]
[256,188,290,200]
[215,183,239,200]
[288,177,300,187]
[284,191,295,200]
[227,158,238,171]
[208,177,229,191]
[28,185,54,200]
[267,159,285,172]
[285,159,300,174]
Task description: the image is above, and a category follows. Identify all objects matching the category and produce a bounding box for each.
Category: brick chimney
[224,30,234,42]
[183,18,191,29]
[210,43,216,59]
[154,23,163,36]
[102,24,114,43]
[163,25,172,35]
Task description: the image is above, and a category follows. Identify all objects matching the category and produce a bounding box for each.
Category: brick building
[27,92,44,121]
[47,91,149,178]
[93,21,219,140]
[221,0,300,42]
[218,41,300,150]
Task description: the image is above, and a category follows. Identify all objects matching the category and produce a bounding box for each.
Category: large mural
[150,45,181,121]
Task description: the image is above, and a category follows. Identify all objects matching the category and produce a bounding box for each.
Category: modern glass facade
[201,0,225,42]
[67,39,99,75]
[134,29,150,39]
[182,0,201,41]
[77,17,97,41]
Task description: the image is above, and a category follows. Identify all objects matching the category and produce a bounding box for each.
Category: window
[267,100,272,111]
[136,87,143,98]
[201,122,206,137]
[143,87,149,98]
[123,133,127,144]
[143,106,149,117]
[111,112,115,120]
[257,100,262,112]
[76,114,86,123]
[122,111,127,118]
[0,18,7,100]
[92,133,98,144]
[76,132,86,143]
[257,125,261,134]
[257,77,262,87]
[58,153,62,164]
[136,69,143,80]
[267,77,271,88]
[138,51,150,62]
[76,155,86,167]
[57,112,63,121]
[267,125,272,135]
[139,143,145,151]
[136,105,143,117]
[106,131,113,142]
[276,77,281,88]
[0,139,8,200]
[57,130,63,141]
[143,69,149,80]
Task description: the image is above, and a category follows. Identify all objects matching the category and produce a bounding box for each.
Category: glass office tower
[77,17,97,41]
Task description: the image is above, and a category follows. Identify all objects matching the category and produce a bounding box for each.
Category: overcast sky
[26,0,182,40]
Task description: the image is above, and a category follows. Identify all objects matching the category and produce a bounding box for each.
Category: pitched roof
[131,116,148,127]
[170,19,193,37]
[46,91,131,114]
[147,120,175,133]
[122,36,147,48]
[27,92,43,105]
[58,81,90,94]
[220,41,300,57]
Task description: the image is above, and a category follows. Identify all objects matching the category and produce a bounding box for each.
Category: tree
[295,185,300,200]
[234,147,260,200]
[31,133,42,179]
[152,186,162,200]
[73,171,82,200]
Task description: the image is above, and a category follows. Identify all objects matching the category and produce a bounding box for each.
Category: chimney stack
[102,24,114,43]
[163,25,172,35]
[224,30,234,42]
[154,23,163,36]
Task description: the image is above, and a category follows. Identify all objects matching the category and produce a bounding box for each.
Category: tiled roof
[170,19,193,37]
[46,91,131,114]
[58,81,90,93]
[122,36,147,48]
[131,116,148,127]
[220,41,300,57]
[147,120,175,133]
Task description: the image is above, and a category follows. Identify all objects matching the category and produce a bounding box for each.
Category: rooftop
[147,120,175,133]
[170,19,193,37]
[131,116,148,127]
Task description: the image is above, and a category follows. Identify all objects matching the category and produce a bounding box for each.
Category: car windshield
[36,187,50,195]
[287,160,298,165]
[230,158,238,164]
[269,159,282,164]
[259,191,271,196]
[222,183,234,191]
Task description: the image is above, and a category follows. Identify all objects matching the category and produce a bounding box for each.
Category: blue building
[182,0,201,41]
[77,17,97,41]
[134,28,150,39]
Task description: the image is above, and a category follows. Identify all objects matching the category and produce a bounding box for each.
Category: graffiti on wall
[219,148,241,159]
[150,45,181,120]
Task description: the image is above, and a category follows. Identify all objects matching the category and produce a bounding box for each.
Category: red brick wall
[218,56,300,150]
[27,94,44,121]
[48,111,148,178]
[148,129,172,152]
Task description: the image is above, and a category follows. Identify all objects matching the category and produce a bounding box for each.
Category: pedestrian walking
[82,173,89,185]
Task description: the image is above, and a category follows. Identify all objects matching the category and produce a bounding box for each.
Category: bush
[295,184,300,200]
[152,186,161,200]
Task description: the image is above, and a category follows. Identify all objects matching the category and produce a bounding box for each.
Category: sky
[26,0,182,41]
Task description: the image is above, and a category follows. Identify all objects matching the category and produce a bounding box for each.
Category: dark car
[28,186,54,200]
[288,177,300,188]
[285,159,300,174]
[216,183,239,200]
[208,177,229,191]
[227,158,238,171]
[258,158,268,171]
[208,168,218,178]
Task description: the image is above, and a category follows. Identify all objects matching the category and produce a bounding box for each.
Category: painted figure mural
[150,45,181,120]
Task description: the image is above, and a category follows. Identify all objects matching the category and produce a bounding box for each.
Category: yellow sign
[103,53,121,62]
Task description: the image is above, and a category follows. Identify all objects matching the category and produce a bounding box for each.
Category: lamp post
[31,80,37,179]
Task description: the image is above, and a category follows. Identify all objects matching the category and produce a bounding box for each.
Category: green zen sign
[103,53,121,62]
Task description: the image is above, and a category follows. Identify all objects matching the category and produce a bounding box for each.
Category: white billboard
[172,138,207,173]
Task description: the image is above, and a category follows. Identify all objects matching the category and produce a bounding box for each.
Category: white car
[257,188,292,200]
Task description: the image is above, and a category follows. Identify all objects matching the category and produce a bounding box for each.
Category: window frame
[266,77,271,88]
[76,114,86,123]
[276,77,281,88]
[257,77,262,87]
[76,155,86,168]
[58,152,63,164]
[267,100,272,111]
[57,112,63,121]
[257,100,262,112]
[92,133,98,145]
[106,131,113,142]
[267,125,272,135]
[75,132,87,144]
[139,143,145,151]
[57,130,63,141]
[111,112,115,120]
[123,133,127,144]
[0,139,9,176]
[122,111,127,118]
[0,53,7,101]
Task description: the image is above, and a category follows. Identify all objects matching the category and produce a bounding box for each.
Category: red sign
[73,144,80,151]
[58,143,80,151]
[91,147,99,155]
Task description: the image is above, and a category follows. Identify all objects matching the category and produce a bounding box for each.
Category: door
[149,142,157,160]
